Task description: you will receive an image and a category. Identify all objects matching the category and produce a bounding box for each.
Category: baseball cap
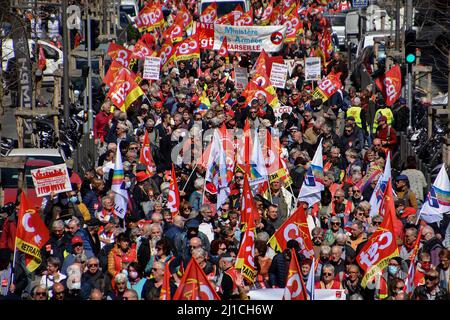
[135,171,151,183]
[185,219,200,229]
[71,236,83,245]
[378,115,387,122]
[154,101,163,109]
[395,174,409,182]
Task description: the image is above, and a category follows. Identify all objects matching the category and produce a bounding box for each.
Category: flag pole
[10,239,18,286]
[181,163,198,192]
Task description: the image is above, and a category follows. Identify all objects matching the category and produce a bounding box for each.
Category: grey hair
[191,248,207,259]
[150,223,163,234]
[320,245,331,256]
[194,177,205,190]
[322,263,335,274]
[257,231,270,242]
[115,273,127,283]
[69,217,81,227]
[75,253,88,264]
[52,220,65,230]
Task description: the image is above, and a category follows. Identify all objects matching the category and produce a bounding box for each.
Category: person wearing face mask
[419,226,444,267]
[374,257,407,300]
[126,262,147,299]
[414,252,434,288]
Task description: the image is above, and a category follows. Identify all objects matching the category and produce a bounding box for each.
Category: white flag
[369,152,392,217]
[298,139,324,207]
[111,143,129,219]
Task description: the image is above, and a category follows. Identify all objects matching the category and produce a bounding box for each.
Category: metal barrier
[73,133,97,175]
[399,133,432,185]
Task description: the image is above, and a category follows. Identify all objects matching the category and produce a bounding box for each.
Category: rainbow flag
[111,143,129,219]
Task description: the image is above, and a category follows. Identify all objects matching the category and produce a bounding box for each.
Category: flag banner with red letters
[107,68,144,111]
[15,193,50,272]
[107,42,133,69]
[135,2,165,32]
[357,179,399,287]
[268,206,315,259]
[30,164,72,197]
[374,64,402,107]
[283,249,308,300]
[173,257,221,300]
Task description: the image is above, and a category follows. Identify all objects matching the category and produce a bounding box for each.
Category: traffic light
[405,29,416,65]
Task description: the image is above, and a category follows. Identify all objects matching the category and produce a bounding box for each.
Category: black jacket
[412,285,449,300]
[268,252,289,288]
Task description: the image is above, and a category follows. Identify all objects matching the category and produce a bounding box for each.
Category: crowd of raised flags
[2,0,450,301]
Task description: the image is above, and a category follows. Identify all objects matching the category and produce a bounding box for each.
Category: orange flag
[283,248,308,300]
[175,34,200,62]
[356,179,399,287]
[167,164,180,216]
[139,129,156,175]
[15,192,50,272]
[268,206,315,259]
[173,256,221,300]
[107,42,133,69]
[107,68,144,111]
[160,264,172,300]
[200,2,217,23]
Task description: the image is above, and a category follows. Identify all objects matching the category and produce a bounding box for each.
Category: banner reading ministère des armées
[213,25,286,52]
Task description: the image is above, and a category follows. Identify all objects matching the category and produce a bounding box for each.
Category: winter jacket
[412,285,449,300]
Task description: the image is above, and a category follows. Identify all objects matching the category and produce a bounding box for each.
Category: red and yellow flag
[139,129,156,175]
[235,10,253,26]
[260,0,275,25]
[374,64,402,107]
[175,34,200,62]
[160,264,172,300]
[107,42,133,69]
[108,68,144,112]
[177,3,193,30]
[218,37,229,63]
[356,179,399,287]
[132,39,154,61]
[135,2,165,32]
[284,7,301,43]
[268,206,315,259]
[215,11,236,25]
[173,257,221,300]
[103,60,139,87]
[159,40,176,69]
[167,164,180,217]
[200,2,217,23]
[162,19,184,43]
[283,248,308,300]
[15,193,50,272]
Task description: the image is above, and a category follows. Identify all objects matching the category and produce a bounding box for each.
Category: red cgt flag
[175,34,200,62]
[283,248,308,300]
[260,0,275,25]
[356,179,399,287]
[135,2,165,32]
[218,37,229,62]
[162,19,184,43]
[103,60,138,87]
[159,40,176,69]
[235,10,253,26]
[268,206,315,259]
[107,68,144,111]
[200,2,217,23]
[15,193,50,272]
[160,263,172,300]
[107,42,133,69]
[167,164,180,216]
[132,39,154,61]
[139,129,156,175]
[374,64,402,107]
[173,256,221,300]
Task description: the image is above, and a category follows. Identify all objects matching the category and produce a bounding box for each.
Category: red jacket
[375,125,397,150]
[93,111,112,140]
[0,218,16,252]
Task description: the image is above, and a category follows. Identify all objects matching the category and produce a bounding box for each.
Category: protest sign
[304,57,321,81]
[143,56,161,80]
[31,164,72,197]
[269,62,288,88]
[314,289,347,300]
[195,22,214,49]
[234,67,249,90]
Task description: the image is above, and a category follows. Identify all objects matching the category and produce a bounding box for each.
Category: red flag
[15,193,50,272]
[135,2,165,32]
[374,64,402,107]
[173,256,221,300]
[103,60,138,87]
[282,0,296,15]
[218,37,229,62]
[162,19,184,43]
[139,130,156,175]
[356,179,399,287]
[107,68,144,111]
[107,42,133,69]
[283,248,308,300]
[215,11,237,25]
[235,10,253,26]
[175,34,200,62]
[312,72,343,103]
[242,81,277,107]
[404,227,423,295]
[160,264,172,300]
[200,2,217,23]
[235,185,257,283]
[196,22,215,50]
[132,39,154,60]
[176,4,193,29]
[284,8,301,43]
[38,45,46,71]
[167,164,180,216]
[260,0,275,25]
[159,40,176,69]
[268,206,315,259]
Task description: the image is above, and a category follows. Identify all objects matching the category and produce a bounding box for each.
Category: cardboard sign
[143,56,161,80]
[31,164,72,197]
[273,105,292,124]
[314,289,346,300]
[304,57,321,81]
[234,67,248,90]
[213,25,286,52]
[269,62,288,88]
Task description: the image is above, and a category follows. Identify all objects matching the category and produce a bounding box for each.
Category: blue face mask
[69,196,78,203]
[388,265,399,276]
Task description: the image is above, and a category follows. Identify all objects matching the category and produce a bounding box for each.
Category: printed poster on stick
[304,57,321,81]
[234,67,248,90]
[31,164,72,197]
[143,56,161,80]
[269,63,288,88]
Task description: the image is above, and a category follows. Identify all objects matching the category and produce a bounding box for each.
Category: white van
[1,39,63,84]
[120,0,139,23]
[199,0,250,17]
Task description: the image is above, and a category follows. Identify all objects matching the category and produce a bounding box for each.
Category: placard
[143,56,161,80]
[304,57,321,81]
[234,67,248,90]
[269,62,288,88]
[31,164,72,197]
[273,105,292,124]
[314,289,346,300]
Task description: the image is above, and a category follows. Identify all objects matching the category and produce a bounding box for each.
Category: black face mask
[335,203,345,214]
[187,229,198,239]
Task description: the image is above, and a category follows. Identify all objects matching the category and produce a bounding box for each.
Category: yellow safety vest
[346,106,364,130]
[372,108,394,133]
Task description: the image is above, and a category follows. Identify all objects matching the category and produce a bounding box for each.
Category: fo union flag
[356,179,399,287]
[15,193,50,272]
[374,64,402,106]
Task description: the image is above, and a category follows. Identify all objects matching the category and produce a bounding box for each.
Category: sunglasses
[235,176,244,180]
[219,246,227,250]
[35,292,46,296]
[425,276,438,281]
[129,147,139,150]
[54,291,65,295]
[373,144,381,147]
[88,264,98,267]
[152,268,161,272]
[331,222,340,225]
[323,273,333,276]
[190,246,200,249]
[373,221,381,225]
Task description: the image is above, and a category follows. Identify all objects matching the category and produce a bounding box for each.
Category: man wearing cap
[173,219,211,265]
[61,236,94,275]
[395,175,418,210]
[374,115,397,152]
[372,103,394,134]
[346,97,368,134]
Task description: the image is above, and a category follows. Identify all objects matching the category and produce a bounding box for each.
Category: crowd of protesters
[0,0,449,301]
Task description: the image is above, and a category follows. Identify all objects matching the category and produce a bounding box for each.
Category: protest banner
[273,105,292,124]
[269,62,288,88]
[143,56,161,80]
[304,57,321,81]
[234,67,249,90]
[213,25,286,52]
[314,289,347,300]
[30,164,72,197]
[195,22,214,49]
